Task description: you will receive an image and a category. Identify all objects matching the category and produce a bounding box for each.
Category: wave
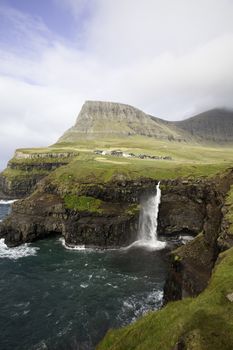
[59,238,118,252]
[0,239,39,260]
[121,289,163,324]
[0,199,18,205]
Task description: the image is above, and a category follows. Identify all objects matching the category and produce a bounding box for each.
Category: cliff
[0,176,158,247]
[58,100,188,142]
[0,149,77,199]
[97,169,233,350]
[163,169,233,301]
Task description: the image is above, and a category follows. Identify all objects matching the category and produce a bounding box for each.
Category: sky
[0,0,233,169]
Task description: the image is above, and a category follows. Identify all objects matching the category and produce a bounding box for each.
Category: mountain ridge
[59,101,233,144]
[174,108,233,142]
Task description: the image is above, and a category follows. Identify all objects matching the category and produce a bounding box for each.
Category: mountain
[59,101,233,144]
[59,101,188,142]
[173,108,233,143]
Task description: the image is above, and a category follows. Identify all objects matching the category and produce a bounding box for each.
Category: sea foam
[0,199,18,205]
[59,237,87,251]
[0,239,39,260]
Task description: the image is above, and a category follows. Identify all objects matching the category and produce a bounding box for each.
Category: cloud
[0,0,233,169]
[85,0,233,64]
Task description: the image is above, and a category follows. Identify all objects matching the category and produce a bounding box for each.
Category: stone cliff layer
[1,178,161,247]
[1,170,232,256]
[163,169,233,302]
[0,151,76,199]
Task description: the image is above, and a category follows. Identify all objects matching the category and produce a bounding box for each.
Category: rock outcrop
[1,178,163,247]
[0,172,45,199]
[1,189,139,248]
[163,169,233,302]
[158,181,208,236]
[0,151,76,199]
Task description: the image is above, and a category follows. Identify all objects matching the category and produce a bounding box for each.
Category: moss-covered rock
[64,194,104,213]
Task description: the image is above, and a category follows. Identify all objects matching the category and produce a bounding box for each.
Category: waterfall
[138,182,161,245]
[126,182,166,250]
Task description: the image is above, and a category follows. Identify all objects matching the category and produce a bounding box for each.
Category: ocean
[0,201,168,350]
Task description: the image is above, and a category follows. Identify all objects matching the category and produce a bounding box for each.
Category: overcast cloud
[0,0,233,169]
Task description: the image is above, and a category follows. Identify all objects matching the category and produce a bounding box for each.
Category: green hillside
[97,245,233,350]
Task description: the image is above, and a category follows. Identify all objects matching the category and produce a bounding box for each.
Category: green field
[51,136,233,185]
[2,135,233,196]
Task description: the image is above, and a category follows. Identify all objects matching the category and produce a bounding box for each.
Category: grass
[9,156,75,165]
[97,246,233,350]
[15,146,79,155]
[54,135,233,164]
[49,155,231,193]
[52,136,233,184]
[64,194,103,213]
[64,193,140,214]
[2,135,233,193]
[1,167,48,180]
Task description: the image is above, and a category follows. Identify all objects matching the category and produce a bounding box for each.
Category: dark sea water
[0,201,169,350]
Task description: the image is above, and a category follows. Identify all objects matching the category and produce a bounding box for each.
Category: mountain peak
[74,100,147,124]
[59,100,184,142]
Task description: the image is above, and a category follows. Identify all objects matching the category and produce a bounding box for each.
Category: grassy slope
[5,135,233,174]
[54,135,233,163]
[97,246,233,350]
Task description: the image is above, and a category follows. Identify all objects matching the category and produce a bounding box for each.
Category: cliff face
[163,169,233,302]
[59,100,187,142]
[2,171,232,255]
[0,151,76,199]
[1,178,163,247]
[97,170,233,350]
[158,180,209,236]
[0,172,45,199]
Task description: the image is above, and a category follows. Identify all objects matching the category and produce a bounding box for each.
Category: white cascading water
[126,182,166,250]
